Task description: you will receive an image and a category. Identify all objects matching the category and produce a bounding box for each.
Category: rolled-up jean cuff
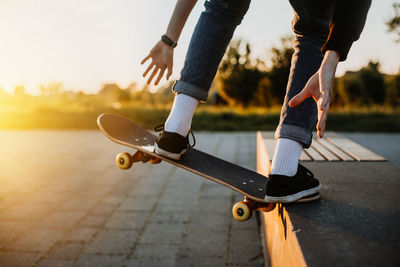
[275,124,313,148]
[173,80,209,102]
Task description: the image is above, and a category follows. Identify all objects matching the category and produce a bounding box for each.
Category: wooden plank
[318,138,355,161]
[300,150,312,161]
[311,140,341,161]
[326,137,387,162]
[304,146,326,161]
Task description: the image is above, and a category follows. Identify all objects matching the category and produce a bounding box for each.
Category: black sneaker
[154,125,195,160]
[265,164,322,203]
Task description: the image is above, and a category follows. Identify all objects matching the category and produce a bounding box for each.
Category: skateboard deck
[97,113,319,221]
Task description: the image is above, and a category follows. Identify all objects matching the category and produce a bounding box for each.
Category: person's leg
[266,0,335,202]
[156,0,251,159]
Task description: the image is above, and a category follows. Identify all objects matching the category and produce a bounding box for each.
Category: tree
[384,70,400,107]
[217,40,263,107]
[14,85,26,97]
[386,2,400,42]
[40,82,64,96]
[335,61,385,106]
[359,61,385,104]
[336,72,366,106]
[98,83,130,103]
[257,36,294,106]
[217,37,294,107]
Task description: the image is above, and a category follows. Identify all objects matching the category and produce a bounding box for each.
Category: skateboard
[97,113,319,222]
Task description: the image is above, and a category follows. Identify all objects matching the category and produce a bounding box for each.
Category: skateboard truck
[115,151,162,170]
[232,197,276,222]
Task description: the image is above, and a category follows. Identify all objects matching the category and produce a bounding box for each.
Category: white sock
[164,93,198,137]
[270,138,303,177]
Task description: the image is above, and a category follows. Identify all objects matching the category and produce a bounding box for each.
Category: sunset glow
[0,0,399,95]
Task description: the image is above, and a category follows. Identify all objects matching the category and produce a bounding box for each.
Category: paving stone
[131,243,179,261]
[0,220,32,248]
[0,131,264,267]
[139,222,184,245]
[84,229,138,254]
[196,195,233,216]
[36,258,73,267]
[147,211,190,225]
[0,203,51,221]
[105,211,149,230]
[179,231,228,256]
[59,198,98,212]
[188,212,230,233]
[28,191,71,205]
[200,182,232,197]
[62,227,98,243]
[228,244,264,265]
[125,257,175,267]
[78,215,108,228]
[0,251,41,267]
[75,185,111,198]
[118,196,158,212]
[175,255,226,267]
[230,219,260,234]
[89,203,117,216]
[45,241,84,260]
[6,228,64,252]
[153,202,194,216]
[73,254,125,267]
[40,211,86,230]
[100,195,126,205]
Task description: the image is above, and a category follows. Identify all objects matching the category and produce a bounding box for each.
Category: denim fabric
[173,0,251,101]
[275,0,334,148]
[174,0,334,147]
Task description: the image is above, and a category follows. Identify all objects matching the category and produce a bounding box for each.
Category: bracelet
[161,34,177,48]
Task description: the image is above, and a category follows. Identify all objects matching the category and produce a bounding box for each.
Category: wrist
[161,34,177,48]
[323,50,340,66]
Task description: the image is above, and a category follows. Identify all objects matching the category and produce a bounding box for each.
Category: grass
[1,100,399,132]
[0,94,399,131]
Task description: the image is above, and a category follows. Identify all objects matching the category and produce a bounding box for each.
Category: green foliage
[334,61,386,107]
[217,40,263,107]
[386,2,400,42]
[384,73,400,107]
[253,37,293,106]
[217,37,293,107]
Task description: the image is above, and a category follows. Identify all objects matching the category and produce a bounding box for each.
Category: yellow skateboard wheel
[232,201,252,222]
[116,152,132,170]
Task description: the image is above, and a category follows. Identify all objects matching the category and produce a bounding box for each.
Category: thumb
[289,72,318,107]
[289,87,311,108]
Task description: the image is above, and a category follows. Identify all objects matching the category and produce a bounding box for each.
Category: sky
[0,0,399,95]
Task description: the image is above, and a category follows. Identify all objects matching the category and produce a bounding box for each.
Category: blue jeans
[173,0,334,148]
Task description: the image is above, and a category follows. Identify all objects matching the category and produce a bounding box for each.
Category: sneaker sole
[264,184,322,203]
[154,143,187,161]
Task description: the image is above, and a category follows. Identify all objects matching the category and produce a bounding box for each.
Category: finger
[316,104,330,138]
[154,68,166,86]
[166,64,173,80]
[147,67,160,85]
[289,74,319,107]
[143,62,155,78]
[289,89,311,108]
[141,55,151,65]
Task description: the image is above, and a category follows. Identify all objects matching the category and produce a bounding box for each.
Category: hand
[288,51,340,138]
[141,40,174,86]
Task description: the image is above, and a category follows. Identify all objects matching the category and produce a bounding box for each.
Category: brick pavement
[0,131,265,267]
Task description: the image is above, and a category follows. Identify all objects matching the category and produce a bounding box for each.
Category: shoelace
[154,124,196,148]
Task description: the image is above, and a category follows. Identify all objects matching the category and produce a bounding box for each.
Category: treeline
[1,38,399,110]
[216,38,400,109]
